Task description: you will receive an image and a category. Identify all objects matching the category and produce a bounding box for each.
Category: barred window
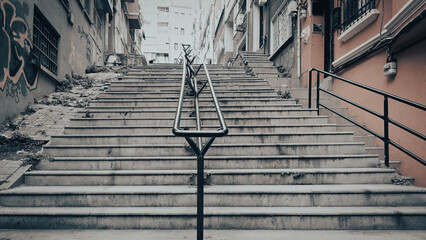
[33,6,60,75]
[340,0,375,33]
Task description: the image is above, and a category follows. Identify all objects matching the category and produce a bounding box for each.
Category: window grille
[340,0,375,33]
[59,0,70,11]
[33,6,60,75]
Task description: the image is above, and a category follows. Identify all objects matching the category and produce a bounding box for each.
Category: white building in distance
[140,0,196,63]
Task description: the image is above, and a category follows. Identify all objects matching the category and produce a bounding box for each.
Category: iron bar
[197,154,204,240]
[389,139,426,166]
[389,117,426,141]
[316,71,320,115]
[384,96,390,167]
[311,68,426,111]
[308,68,425,169]
[308,70,312,108]
[320,89,383,118]
[320,103,384,139]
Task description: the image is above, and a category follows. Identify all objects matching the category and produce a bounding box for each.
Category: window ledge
[338,9,380,43]
[39,65,60,84]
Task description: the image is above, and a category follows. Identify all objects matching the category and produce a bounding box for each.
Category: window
[180,28,185,35]
[157,6,169,19]
[79,0,92,20]
[339,0,375,33]
[270,4,292,54]
[94,7,102,35]
[158,7,169,12]
[33,6,60,75]
[174,27,178,35]
[157,22,169,34]
[174,43,178,50]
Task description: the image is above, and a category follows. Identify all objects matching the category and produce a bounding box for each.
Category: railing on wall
[309,68,426,167]
[173,44,228,240]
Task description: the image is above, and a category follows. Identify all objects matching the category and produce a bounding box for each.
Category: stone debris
[0,70,119,187]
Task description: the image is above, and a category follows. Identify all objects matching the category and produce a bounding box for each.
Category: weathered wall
[268,0,297,78]
[0,0,105,123]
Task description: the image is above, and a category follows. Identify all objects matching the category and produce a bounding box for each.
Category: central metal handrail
[172,44,228,240]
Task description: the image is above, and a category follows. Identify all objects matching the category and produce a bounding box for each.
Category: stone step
[295,98,340,109]
[97,95,284,101]
[69,116,329,126]
[100,91,278,98]
[337,124,370,136]
[250,67,279,74]
[109,81,269,86]
[1,206,424,229]
[120,76,265,81]
[50,132,355,145]
[366,147,385,160]
[257,73,279,78]
[89,99,298,107]
[107,85,275,91]
[327,115,358,124]
[245,62,275,67]
[43,142,367,157]
[63,124,338,134]
[75,109,317,118]
[37,154,380,170]
[24,168,394,186]
[134,64,242,69]
[354,135,377,147]
[85,104,303,111]
[1,185,424,207]
[126,72,247,77]
[319,107,349,116]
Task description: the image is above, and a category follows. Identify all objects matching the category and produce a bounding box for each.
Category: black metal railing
[340,0,376,34]
[173,44,228,240]
[309,68,425,167]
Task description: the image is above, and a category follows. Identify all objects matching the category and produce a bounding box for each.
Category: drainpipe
[297,0,301,78]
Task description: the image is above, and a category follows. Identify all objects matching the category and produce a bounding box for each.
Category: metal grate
[340,0,375,33]
[33,6,60,75]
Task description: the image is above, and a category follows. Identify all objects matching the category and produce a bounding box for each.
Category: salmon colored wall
[334,35,426,187]
[300,0,426,186]
[334,0,393,59]
[392,0,410,16]
[300,6,324,87]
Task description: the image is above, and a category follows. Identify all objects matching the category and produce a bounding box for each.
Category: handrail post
[384,96,390,167]
[308,70,312,108]
[196,154,204,240]
[316,71,320,115]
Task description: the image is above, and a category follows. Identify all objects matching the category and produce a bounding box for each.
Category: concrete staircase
[0,64,425,230]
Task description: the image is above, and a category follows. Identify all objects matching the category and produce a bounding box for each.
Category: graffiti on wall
[0,0,39,102]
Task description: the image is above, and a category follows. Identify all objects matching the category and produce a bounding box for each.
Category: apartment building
[140,0,196,63]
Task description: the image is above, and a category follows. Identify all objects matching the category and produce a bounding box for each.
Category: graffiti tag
[0,0,38,96]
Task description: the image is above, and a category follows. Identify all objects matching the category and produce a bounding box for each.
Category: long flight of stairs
[0,64,425,230]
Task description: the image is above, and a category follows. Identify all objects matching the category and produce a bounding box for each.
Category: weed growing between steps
[0,133,48,161]
[21,153,54,169]
[21,104,36,115]
[277,90,292,99]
